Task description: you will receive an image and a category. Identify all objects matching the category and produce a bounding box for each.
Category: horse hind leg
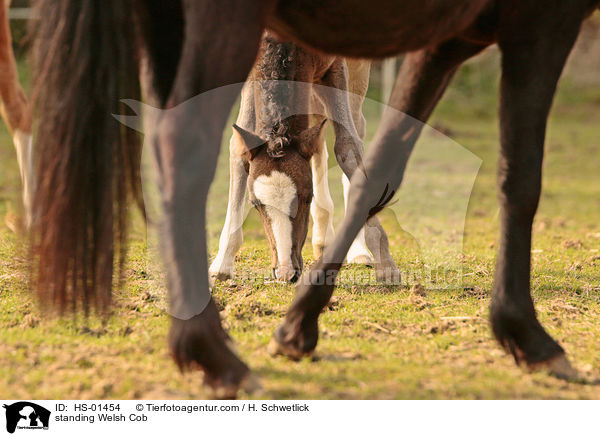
[491,10,586,380]
[342,173,373,266]
[343,59,373,266]
[152,0,273,398]
[315,59,398,282]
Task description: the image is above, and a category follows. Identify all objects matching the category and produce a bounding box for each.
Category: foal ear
[232,124,266,161]
[296,117,327,159]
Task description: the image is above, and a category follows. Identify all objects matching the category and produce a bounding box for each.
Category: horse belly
[268,0,489,58]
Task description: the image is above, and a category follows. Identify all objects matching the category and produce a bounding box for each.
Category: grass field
[2,30,600,399]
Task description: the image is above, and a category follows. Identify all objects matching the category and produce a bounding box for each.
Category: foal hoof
[375,261,401,284]
[347,254,374,267]
[528,353,579,381]
[209,269,233,282]
[312,244,325,260]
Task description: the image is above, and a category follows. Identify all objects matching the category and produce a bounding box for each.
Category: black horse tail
[30,0,142,314]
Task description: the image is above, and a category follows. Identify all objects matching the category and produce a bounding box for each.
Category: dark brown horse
[30,0,600,397]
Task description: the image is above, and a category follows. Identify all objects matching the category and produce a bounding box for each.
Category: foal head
[233,119,326,282]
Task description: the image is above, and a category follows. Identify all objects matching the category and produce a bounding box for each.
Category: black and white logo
[3,402,50,434]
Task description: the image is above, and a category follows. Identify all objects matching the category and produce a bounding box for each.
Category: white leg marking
[310,141,335,256]
[209,83,254,280]
[13,129,34,227]
[209,150,247,280]
[253,171,297,280]
[343,173,373,265]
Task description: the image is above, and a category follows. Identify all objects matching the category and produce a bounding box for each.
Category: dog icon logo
[3,402,50,434]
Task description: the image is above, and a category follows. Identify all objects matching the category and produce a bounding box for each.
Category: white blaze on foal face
[252,170,298,280]
[232,122,325,282]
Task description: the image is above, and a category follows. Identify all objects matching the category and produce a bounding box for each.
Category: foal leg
[316,59,399,282]
[344,59,374,266]
[490,11,585,378]
[272,39,487,358]
[309,134,336,260]
[309,83,370,265]
[0,1,33,229]
[342,174,372,266]
[154,0,273,396]
[209,82,255,281]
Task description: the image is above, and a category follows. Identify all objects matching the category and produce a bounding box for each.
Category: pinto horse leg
[491,11,585,379]
[342,174,372,266]
[316,59,399,283]
[271,38,487,359]
[155,0,273,397]
[309,136,336,260]
[209,82,255,281]
[343,60,374,267]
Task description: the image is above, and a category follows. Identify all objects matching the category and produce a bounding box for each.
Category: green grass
[2,46,600,399]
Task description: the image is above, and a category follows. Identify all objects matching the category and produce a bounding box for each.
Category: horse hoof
[267,337,312,361]
[210,373,262,399]
[169,299,251,398]
[375,262,401,284]
[528,353,579,381]
[209,270,233,282]
[268,320,318,361]
[4,210,24,234]
[347,254,373,267]
[312,244,325,260]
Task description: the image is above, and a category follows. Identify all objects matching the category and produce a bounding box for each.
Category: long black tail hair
[30,0,142,314]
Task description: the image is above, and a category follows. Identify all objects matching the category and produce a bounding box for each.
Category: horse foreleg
[156,0,273,397]
[307,90,336,259]
[309,135,335,259]
[209,82,255,281]
[491,10,585,379]
[271,39,487,359]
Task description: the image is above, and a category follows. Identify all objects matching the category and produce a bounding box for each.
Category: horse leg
[343,59,374,266]
[316,59,399,282]
[209,82,255,281]
[153,0,273,397]
[271,39,487,358]
[490,9,585,378]
[0,1,32,230]
[309,134,336,260]
[345,59,370,141]
[307,91,336,259]
[342,174,371,266]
